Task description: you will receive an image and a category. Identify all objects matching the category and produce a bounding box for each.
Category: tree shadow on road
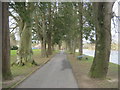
[61,59,72,71]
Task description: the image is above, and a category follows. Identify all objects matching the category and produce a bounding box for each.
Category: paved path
[16,51,78,88]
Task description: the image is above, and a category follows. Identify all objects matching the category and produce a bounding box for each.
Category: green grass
[76,53,119,81]
[67,53,118,88]
[3,49,42,88]
[3,49,59,88]
[10,49,41,64]
[10,49,42,76]
[11,63,36,77]
[11,50,17,56]
[75,52,119,66]
[11,49,41,56]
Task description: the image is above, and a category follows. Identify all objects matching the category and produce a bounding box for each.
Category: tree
[61,3,77,54]
[2,2,12,80]
[51,3,67,50]
[83,3,95,44]
[46,3,52,55]
[10,33,17,48]
[33,2,50,58]
[34,7,48,57]
[9,2,37,65]
[89,2,114,78]
[78,2,83,55]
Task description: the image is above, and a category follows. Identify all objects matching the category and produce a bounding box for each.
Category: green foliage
[11,50,17,57]
[82,3,95,43]
[9,2,96,52]
[11,46,18,50]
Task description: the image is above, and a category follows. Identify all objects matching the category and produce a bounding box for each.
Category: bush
[11,46,18,50]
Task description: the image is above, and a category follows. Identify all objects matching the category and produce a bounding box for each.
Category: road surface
[16,51,78,88]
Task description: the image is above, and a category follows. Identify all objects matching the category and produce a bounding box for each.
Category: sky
[84,0,120,43]
[111,0,119,43]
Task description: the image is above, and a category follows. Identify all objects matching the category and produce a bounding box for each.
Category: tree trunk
[58,43,61,50]
[16,22,35,65]
[47,3,52,55]
[52,44,55,51]
[2,2,12,80]
[73,38,77,56]
[89,2,113,78]
[41,15,48,58]
[45,41,47,52]
[10,3,37,66]
[47,33,52,55]
[41,39,47,57]
[78,3,83,55]
[69,40,74,54]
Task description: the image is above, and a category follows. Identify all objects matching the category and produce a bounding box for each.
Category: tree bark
[78,3,83,55]
[41,15,48,58]
[89,2,113,78]
[2,2,12,80]
[41,39,47,57]
[47,3,52,55]
[58,43,61,50]
[73,38,77,55]
[15,3,37,65]
[17,22,34,64]
[47,33,52,55]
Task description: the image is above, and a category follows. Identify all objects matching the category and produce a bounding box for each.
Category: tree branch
[9,11,19,22]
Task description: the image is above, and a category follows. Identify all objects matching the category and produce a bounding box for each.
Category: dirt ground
[67,54,118,88]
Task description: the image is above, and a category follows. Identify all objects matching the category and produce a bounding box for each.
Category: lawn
[10,49,41,64]
[67,53,118,88]
[3,49,58,88]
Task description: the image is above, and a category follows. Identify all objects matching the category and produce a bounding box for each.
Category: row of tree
[2,2,114,80]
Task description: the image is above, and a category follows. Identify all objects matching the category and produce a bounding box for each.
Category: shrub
[11,46,18,50]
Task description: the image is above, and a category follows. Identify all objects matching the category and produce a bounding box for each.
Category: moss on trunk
[89,2,113,78]
[16,22,37,66]
[78,2,83,55]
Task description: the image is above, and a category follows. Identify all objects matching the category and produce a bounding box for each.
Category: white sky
[111,0,119,43]
[84,0,120,43]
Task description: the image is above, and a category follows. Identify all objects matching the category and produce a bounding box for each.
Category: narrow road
[16,51,78,88]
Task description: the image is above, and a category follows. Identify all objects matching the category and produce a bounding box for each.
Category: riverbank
[67,54,118,88]
[83,43,118,51]
[82,49,119,65]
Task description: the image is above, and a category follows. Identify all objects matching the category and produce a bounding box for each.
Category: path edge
[8,53,57,89]
[66,53,80,88]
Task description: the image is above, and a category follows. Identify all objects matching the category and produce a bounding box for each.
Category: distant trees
[62,3,76,53]
[33,2,48,57]
[61,2,82,54]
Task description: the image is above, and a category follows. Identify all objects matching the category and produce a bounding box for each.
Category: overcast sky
[111,0,119,43]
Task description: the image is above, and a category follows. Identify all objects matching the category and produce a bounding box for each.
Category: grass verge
[67,53,118,88]
[3,49,58,89]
